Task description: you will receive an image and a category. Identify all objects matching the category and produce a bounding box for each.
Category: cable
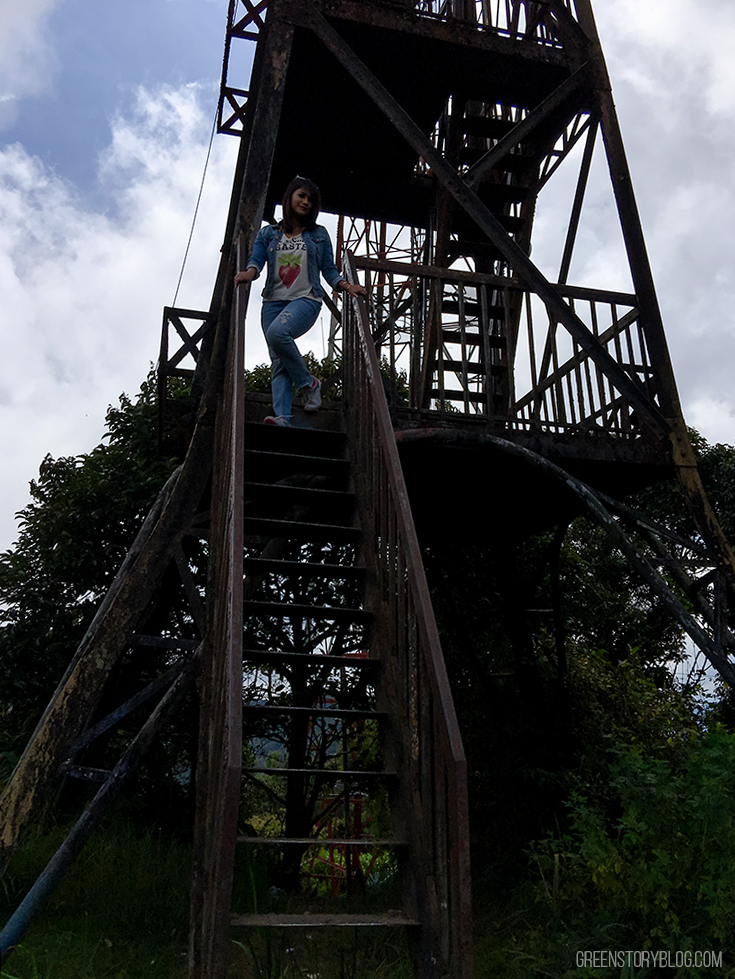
[171,100,219,308]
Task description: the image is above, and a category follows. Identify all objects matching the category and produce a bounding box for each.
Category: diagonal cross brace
[465,63,592,188]
[297,1,668,436]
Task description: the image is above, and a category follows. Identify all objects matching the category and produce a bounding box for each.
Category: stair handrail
[342,250,472,979]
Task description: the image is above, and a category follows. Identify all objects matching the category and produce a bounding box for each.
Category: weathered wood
[0,458,205,875]
[236,836,404,846]
[231,912,420,927]
[189,8,296,975]
[343,258,473,979]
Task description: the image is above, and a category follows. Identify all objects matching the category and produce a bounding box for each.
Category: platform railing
[342,251,473,979]
[412,0,568,45]
[514,285,652,435]
[355,255,656,437]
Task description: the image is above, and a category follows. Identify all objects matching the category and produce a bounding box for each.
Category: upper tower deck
[205,0,687,509]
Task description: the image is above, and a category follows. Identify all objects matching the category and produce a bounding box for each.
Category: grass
[0,822,414,979]
[1,821,190,979]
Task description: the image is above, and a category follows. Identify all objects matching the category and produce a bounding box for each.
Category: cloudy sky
[2,0,735,552]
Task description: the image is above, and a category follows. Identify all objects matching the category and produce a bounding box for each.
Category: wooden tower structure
[3,0,735,976]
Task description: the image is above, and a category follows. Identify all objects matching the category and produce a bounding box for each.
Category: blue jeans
[261,298,321,418]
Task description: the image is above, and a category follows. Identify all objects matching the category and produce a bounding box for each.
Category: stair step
[237,836,405,847]
[243,600,370,624]
[462,115,516,139]
[243,482,354,508]
[242,649,379,669]
[441,299,505,319]
[447,240,504,264]
[244,422,345,457]
[242,767,393,779]
[241,517,360,543]
[243,557,366,580]
[243,449,349,479]
[231,912,419,928]
[245,705,385,720]
[453,209,526,235]
[460,146,535,177]
[432,388,496,404]
[440,359,505,377]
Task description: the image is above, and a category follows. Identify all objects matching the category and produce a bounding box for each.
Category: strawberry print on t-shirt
[268,233,316,302]
[278,253,303,289]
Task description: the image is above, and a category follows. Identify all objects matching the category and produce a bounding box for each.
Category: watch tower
[3,2,735,977]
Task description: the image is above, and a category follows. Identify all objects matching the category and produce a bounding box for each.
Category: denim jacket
[246,223,343,300]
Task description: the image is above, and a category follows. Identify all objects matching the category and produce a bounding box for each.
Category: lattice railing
[353,255,657,437]
[413,0,573,45]
[514,286,652,435]
[218,0,270,135]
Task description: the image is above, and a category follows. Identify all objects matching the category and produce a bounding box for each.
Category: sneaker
[302,376,322,413]
[263,415,290,427]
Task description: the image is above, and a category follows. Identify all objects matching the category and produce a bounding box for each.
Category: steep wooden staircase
[232,423,411,917]
[189,263,471,977]
[0,255,470,979]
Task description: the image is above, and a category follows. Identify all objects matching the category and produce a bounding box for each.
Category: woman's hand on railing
[234,268,257,286]
[340,280,367,298]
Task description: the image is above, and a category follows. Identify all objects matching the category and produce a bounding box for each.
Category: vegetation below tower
[2,367,735,977]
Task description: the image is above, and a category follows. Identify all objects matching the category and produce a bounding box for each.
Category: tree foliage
[0,373,195,775]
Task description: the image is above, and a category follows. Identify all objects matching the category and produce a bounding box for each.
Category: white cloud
[580,0,735,445]
[687,398,735,448]
[596,0,735,118]
[0,83,238,550]
[0,0,60,128]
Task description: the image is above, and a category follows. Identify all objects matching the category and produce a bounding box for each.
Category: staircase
[190,257,472,978]
[234,421,413,929]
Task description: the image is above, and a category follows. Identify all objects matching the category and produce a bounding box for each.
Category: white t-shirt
[268,233,317,302]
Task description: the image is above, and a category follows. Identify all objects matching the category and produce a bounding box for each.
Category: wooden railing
[355,256,657,438]
[342,252,473,979]
[189,259,246,978]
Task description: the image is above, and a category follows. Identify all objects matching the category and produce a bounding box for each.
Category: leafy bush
[533,728,735,963]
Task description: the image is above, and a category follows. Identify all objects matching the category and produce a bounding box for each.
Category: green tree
[0,373,197,821]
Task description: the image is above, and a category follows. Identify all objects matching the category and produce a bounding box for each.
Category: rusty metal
[396,425,735,687]
[343,252,472,978]
[217,0,271,135]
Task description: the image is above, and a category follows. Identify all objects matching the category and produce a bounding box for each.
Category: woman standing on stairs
[235,176,366,426]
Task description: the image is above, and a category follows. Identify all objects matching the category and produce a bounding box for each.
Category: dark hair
[280,176,321,232]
